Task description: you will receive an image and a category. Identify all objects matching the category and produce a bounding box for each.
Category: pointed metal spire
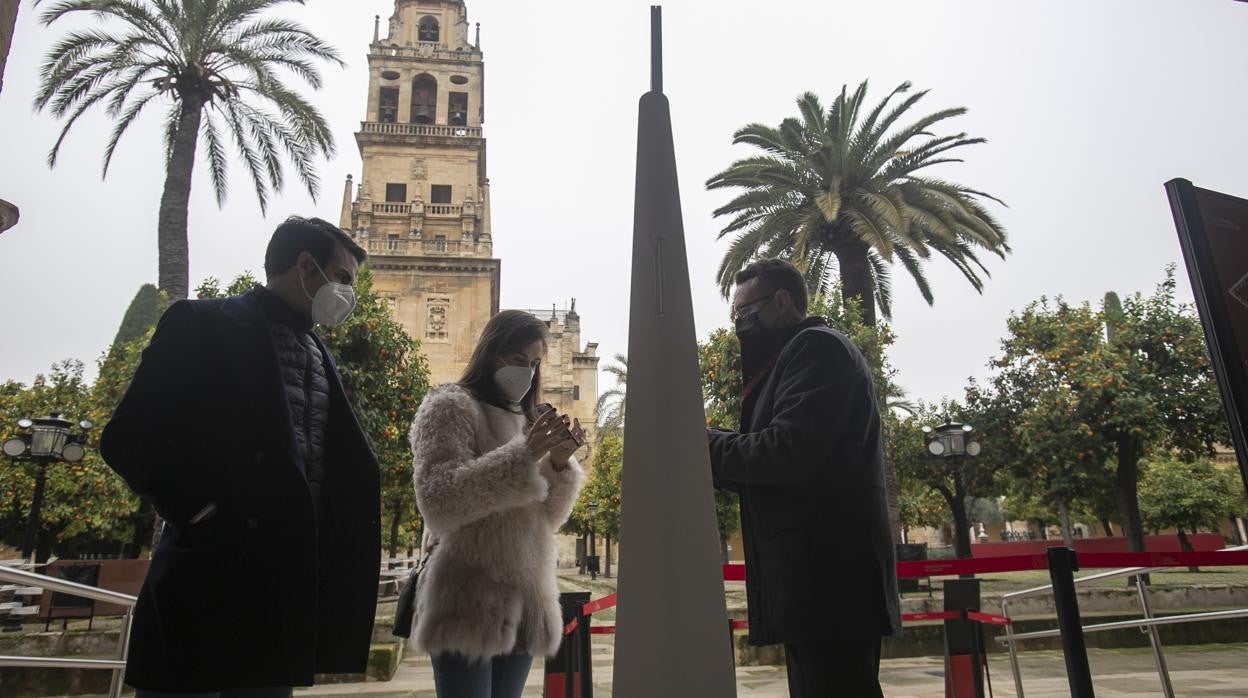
[612,7,738,697]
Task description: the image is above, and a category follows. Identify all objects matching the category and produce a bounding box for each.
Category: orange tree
[0,361,139,561]
[970,268,1228,554]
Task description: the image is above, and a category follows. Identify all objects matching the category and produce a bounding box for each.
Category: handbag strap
[414,528,435,575]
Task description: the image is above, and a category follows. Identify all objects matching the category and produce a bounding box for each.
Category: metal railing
[997,544,1248,698]
[0,565,136,698]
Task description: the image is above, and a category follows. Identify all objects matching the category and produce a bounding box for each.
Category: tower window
[573,385,581,401]
[385,183,407,202]
[431,185,452,204]
[418,16,440,43]
[411,75,437,125]
[434,234,447,252]
[378,87,399,123]
[448,92,468,126]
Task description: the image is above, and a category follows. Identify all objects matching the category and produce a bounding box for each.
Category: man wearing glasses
[707,259,900,698]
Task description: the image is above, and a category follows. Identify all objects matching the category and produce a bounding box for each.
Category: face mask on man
[301,258,357,328]
[494,365,536,403]
[733,292,776,338]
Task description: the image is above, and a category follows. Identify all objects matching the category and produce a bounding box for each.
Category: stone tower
[343,0,600,430]
[343,0,498,386]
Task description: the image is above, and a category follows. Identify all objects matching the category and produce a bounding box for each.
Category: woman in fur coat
[409,309,586,698]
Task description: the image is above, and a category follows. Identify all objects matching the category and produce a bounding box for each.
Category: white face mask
[301,258,356,328]
[494,365,535,404]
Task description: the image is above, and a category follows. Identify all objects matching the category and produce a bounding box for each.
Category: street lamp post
[921,421,982,564]
[924,420,988,698]
[3,414,93,563]
[587,501,600,580]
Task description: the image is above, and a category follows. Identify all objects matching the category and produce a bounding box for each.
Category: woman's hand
[526,407,566,461]
[549,418,585,471]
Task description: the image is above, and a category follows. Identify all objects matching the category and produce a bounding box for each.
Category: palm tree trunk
[0,0,19,97]
[831,243,878,327]
[157,95,205,301]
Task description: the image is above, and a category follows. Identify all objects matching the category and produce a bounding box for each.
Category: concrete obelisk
[611,7,738,697]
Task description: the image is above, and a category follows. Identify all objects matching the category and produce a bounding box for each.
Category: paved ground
[297,641,1248,697]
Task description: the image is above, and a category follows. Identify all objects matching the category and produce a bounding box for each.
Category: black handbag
[392,530,432,639]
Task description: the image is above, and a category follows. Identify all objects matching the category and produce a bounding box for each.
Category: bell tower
[343,0,499,386]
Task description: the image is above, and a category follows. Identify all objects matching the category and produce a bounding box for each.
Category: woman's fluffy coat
[409,384,584,661]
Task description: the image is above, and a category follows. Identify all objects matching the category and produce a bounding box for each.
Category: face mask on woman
[494,365,535,403]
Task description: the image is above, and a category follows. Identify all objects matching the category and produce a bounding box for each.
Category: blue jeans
[431,652,533,698]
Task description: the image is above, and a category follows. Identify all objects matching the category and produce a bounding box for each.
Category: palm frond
[201,111,230,206]
[706,79,1009,321]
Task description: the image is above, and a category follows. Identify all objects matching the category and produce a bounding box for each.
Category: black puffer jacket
[272,322,331,521]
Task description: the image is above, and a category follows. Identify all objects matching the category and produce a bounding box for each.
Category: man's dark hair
[735,259,809,315]
[264,216,366,278]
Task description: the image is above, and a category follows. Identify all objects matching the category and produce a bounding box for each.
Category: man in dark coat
[100,217,381,697]
[707,259,901,698]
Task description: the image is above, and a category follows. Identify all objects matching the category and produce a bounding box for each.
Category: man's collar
[252,284,314,332]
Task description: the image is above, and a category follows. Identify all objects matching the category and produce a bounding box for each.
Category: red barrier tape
[581,593,618,616]
[967,611,1012,626]
[897,555,1051,578]
[900,612,958,623]
[562,550,1247,636]
[728,550,1248,581]
[567,611,1011,637]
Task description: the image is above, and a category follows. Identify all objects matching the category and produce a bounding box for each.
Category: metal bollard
[544,591,592,698]
[942,578,985,698]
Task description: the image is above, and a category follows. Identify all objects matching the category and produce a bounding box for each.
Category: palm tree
[594,354,628,437]
[34,0,342,300]
[707,81,1010,327]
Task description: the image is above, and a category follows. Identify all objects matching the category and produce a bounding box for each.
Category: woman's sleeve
[411,387,548,532]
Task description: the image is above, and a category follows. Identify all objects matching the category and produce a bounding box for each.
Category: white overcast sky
[2,0,1247,407]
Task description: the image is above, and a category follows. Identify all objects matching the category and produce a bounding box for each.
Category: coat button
[246,518,260,531]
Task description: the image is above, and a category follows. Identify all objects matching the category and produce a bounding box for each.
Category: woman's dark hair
[460,310,550,420]
[264,216,366,279]
[734,258,809,315]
